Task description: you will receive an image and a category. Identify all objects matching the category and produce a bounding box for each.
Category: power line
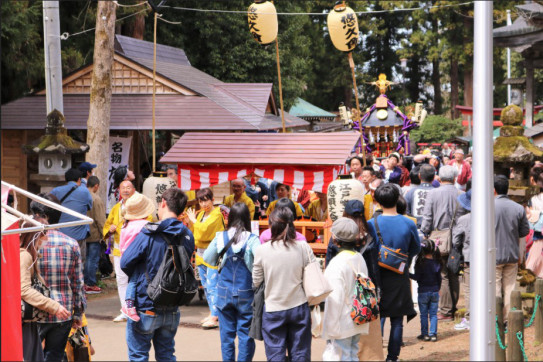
[159,1,474,16]
[61,8,148,40]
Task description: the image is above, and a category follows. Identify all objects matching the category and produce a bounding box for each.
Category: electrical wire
[113,1,147,8]
[158,1,474,16]
[62,8,148,40]
[157,15,182,25]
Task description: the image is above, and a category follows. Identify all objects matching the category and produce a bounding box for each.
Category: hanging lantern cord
[152,11,157,173]
[348,52,366,165]
[275,38,286,133]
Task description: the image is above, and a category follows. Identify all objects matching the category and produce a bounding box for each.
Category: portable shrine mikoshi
[351,74,421,158]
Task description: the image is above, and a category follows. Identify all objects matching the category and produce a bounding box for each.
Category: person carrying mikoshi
[265,183,304,219]
[224,178,255,220]
[185,188,225,329]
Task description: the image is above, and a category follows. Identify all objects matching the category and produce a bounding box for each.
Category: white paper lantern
[327,3,359,52]
[248,1,278,45]
[327,176,364,222]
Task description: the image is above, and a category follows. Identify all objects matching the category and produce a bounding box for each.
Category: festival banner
[106,136,132,213]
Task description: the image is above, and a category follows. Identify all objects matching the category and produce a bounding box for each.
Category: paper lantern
[327,175,364,222]
[327,3,359,52]
[142,176,177,213]
[248,1,278,45]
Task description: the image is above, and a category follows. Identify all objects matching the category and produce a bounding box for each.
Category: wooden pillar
[536,279,543,344]
[495,296,505,361]
[507,310,524,362]
[511,289,522,312]
[525,55,534,129]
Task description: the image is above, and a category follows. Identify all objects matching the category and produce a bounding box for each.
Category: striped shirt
[37,229,86,323]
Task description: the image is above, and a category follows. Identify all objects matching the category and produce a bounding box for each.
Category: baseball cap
[78,162,97,172]
[344,199,364,216]
[331,217,360,242]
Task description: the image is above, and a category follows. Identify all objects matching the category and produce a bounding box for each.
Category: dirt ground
[89,275,543,361]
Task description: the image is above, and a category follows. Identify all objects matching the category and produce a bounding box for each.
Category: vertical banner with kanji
[106,136,132,213]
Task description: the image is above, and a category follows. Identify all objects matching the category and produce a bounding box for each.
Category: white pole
[506,9,512,105]
[43,1,64,114]
[470,2,495,361]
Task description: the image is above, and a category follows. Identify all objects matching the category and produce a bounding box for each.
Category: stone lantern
[494,105,543,203]
[23,109,90,192]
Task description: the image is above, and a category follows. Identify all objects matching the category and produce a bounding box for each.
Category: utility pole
[42,1,64,114]
[470,1,495,361]
[87,1,117,204]
[506,9,512,105]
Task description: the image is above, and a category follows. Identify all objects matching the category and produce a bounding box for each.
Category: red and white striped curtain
[177,164,341,193]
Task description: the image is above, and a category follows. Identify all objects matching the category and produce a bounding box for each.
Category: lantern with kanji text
[327,3,359,52]
[248,1,278,45]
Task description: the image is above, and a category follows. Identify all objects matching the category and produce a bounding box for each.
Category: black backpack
[145,232,198,307]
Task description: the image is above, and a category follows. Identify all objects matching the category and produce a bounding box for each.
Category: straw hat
[123,193,155,220]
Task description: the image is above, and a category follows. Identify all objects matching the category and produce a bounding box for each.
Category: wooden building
[1,35,307,210]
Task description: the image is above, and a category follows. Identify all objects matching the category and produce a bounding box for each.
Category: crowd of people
[16,145,543,361]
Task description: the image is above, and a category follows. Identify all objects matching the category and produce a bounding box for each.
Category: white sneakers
[454,318,470,330]
[113,313,128,323]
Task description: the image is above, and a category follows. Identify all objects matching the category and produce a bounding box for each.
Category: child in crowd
[119,193,155,321]
[410,239,442,342]
[322,217,370,360]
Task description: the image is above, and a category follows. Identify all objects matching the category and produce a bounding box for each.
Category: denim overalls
[215,232,255,361]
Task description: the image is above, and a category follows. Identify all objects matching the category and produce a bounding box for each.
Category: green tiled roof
[288,98,336,119]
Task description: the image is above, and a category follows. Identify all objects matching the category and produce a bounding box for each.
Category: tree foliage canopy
[2,0,542,118]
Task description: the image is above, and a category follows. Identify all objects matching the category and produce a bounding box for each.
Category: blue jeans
[37,320,72,362]
[198,264,218,317]
[333,334,360,361]
[84,241,101,286]
[262,303,311,361]
[418,291,439,337]
[381,316,403,361]
[126,308,180,361]
[217,293,255,361]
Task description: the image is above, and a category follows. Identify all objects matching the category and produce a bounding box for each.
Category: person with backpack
[203,203,261,361]
[120,188,195,361]
[410,239,442,342]
[322,217,370,361]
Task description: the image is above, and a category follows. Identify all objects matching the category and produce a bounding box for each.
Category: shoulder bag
[21,275,51,322]
[216,231,235,274]
[429,202,459,256]
[374,214,408,274]
[302,243,333,306]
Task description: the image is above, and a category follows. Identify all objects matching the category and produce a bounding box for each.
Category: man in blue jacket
[121,188,195,361]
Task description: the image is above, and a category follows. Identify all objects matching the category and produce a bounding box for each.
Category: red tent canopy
[161,132,361,193]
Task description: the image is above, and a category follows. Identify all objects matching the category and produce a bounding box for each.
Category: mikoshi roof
[1,35,308,131]
[289,98,337,120]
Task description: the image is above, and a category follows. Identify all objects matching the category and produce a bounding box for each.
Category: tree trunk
[122,11,145,39]
[451,56,459,119]
[432,59,442,114]
[86,1,116,204]
[463,17,473,107]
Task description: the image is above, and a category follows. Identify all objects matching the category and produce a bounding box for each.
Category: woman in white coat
[322,217,370,361]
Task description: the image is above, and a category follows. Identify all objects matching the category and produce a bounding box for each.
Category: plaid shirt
[37,229,86,323]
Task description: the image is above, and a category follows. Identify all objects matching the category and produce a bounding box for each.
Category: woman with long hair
[20,217,70,361]
[186,187,225,329]
[204,203,260,361]
[253,207,315,361]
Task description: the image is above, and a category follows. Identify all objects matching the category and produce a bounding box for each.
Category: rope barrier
[517,331,528,362]
[525,294,541,328]
[496,315,507,350]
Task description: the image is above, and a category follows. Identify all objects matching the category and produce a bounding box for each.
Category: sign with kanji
[106,136,132,213]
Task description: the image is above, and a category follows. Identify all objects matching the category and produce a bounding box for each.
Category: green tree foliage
[1,1,44,103]
[410,115,463,144]
[2,0,541,116]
